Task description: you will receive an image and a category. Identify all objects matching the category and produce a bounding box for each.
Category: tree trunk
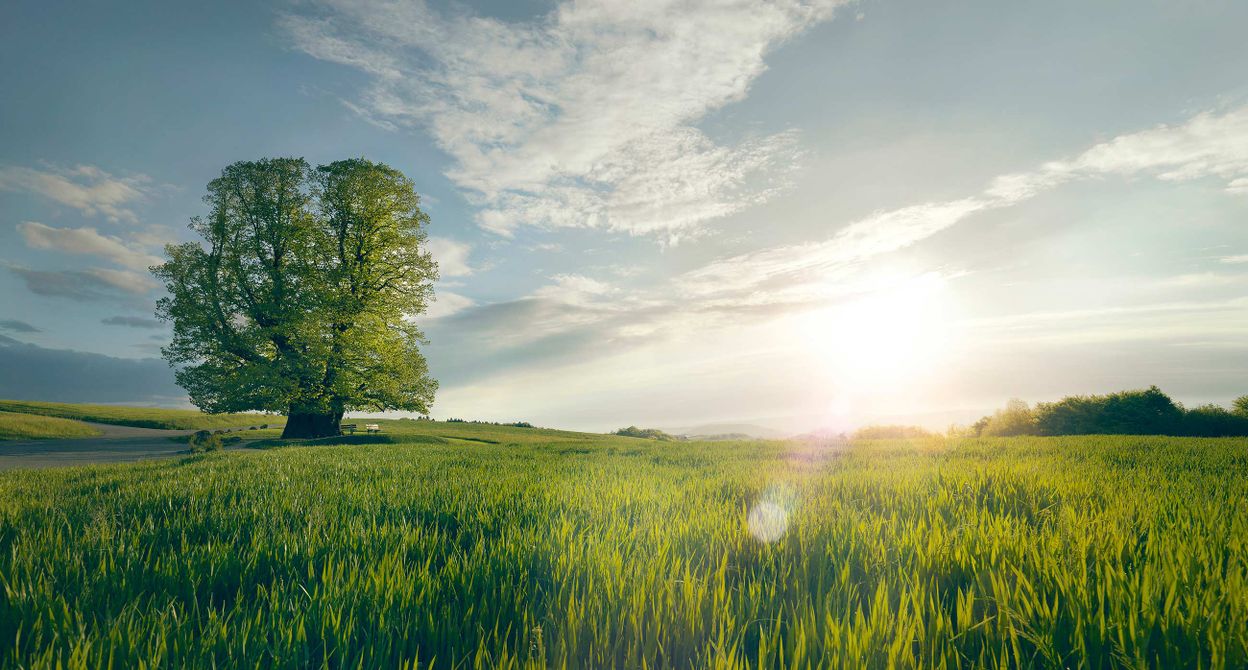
[282,411,341,439]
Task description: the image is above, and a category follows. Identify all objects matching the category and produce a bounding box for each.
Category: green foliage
[1035,386,1184,435]
[187,430,223,453]
[614,425,677,440]
[0,411,102,440]
[446,418,534,428]
[152,157,438,432]
[0,399,280,430]
[851,424,932,440]
[1234,395,1248,417]
[968,387,1248,437]
[1,427,1246,668]
[980,398,1038,437]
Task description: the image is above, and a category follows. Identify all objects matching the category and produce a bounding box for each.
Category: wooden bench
[340,423,358,434]
[365,423,381,434]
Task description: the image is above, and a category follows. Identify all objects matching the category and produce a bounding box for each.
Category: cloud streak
[283,0,844,238]
[8,266,157,304]
[0,319,40,334]
[101,315,163,329]
[0,164,151,223]
[679,105,1248,303]
[18,222,163,271]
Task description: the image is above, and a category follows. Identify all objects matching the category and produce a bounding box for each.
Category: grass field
[0,399,284,431]
[0,421,1245,668]
[0,410,103,440]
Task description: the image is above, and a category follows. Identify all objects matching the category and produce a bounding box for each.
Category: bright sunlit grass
[1,429,1245,667]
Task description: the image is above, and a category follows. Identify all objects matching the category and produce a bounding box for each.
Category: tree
[980,398,1037,437]
[153,157,438,438]
[1234,395,1248,418]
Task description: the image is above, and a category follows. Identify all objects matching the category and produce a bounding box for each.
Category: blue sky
[2,0,1247,431]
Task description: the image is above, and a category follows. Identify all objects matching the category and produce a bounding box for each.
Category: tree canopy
[153,157,438,438]
[966,386,1248,438]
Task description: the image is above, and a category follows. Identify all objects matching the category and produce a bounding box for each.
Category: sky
[2,0,1248,433]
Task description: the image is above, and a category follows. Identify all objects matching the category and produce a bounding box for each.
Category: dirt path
[0,422,266,470]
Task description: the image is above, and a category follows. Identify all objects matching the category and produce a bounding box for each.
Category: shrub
[188,430,224,453]
[614,426,676,441]
[1182,404,1248,437]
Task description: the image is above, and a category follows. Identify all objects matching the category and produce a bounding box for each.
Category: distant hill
[665,423,788,440]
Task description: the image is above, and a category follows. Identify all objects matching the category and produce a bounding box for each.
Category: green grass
[0,399,284,430]
[0,424,1246,668]
[0,410,103,440]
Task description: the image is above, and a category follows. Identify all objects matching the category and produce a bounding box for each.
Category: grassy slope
[0,411,103,440]
[0,426,1246,668]
[0,399,284,430]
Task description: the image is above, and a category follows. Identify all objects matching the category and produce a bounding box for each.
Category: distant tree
[980,398,1038,437]
[154,158,438,438]
[1234,395,1248,418]
[614,426,676,441]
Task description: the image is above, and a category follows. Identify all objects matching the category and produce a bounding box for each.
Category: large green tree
[153,157,438,438]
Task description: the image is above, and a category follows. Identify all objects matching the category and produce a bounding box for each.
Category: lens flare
[748,501,788,542]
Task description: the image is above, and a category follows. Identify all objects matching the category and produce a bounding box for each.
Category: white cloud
[424,291,475,319]
[1064,107,1248,190]
[678,198,990,300]
[87,267,158,294]
[0,164,150,223]
[17,222,163,271]
[426,236,473,277]
[282,0,845,236]
[678,105,1248,303]
[1219,254,1248,264]
[532,274,616,306]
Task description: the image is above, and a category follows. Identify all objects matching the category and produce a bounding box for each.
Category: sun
[795,273,955,392]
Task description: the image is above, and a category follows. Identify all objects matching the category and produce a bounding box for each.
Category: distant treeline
[445,418,535,428]
[966,386,1248,438]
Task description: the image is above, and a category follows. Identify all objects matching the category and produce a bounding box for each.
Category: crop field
[0,410,103,440]
[0,423,1245,668]
[0,399,283,431]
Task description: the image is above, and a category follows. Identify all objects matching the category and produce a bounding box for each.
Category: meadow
[0,419,1245,668]
[0,410,103,440]
[0,399,283,431]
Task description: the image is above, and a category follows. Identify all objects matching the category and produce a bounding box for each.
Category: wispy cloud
[8,266,156,304]
[532,274,616,306]
[426,237,474,277]
[0,319,40,334]
[677,105,1248,303]
[17,222,163,271]
[423,291,475,319]
[282,0,845,238]
[0,164,151,223]
[101,315,163,329]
